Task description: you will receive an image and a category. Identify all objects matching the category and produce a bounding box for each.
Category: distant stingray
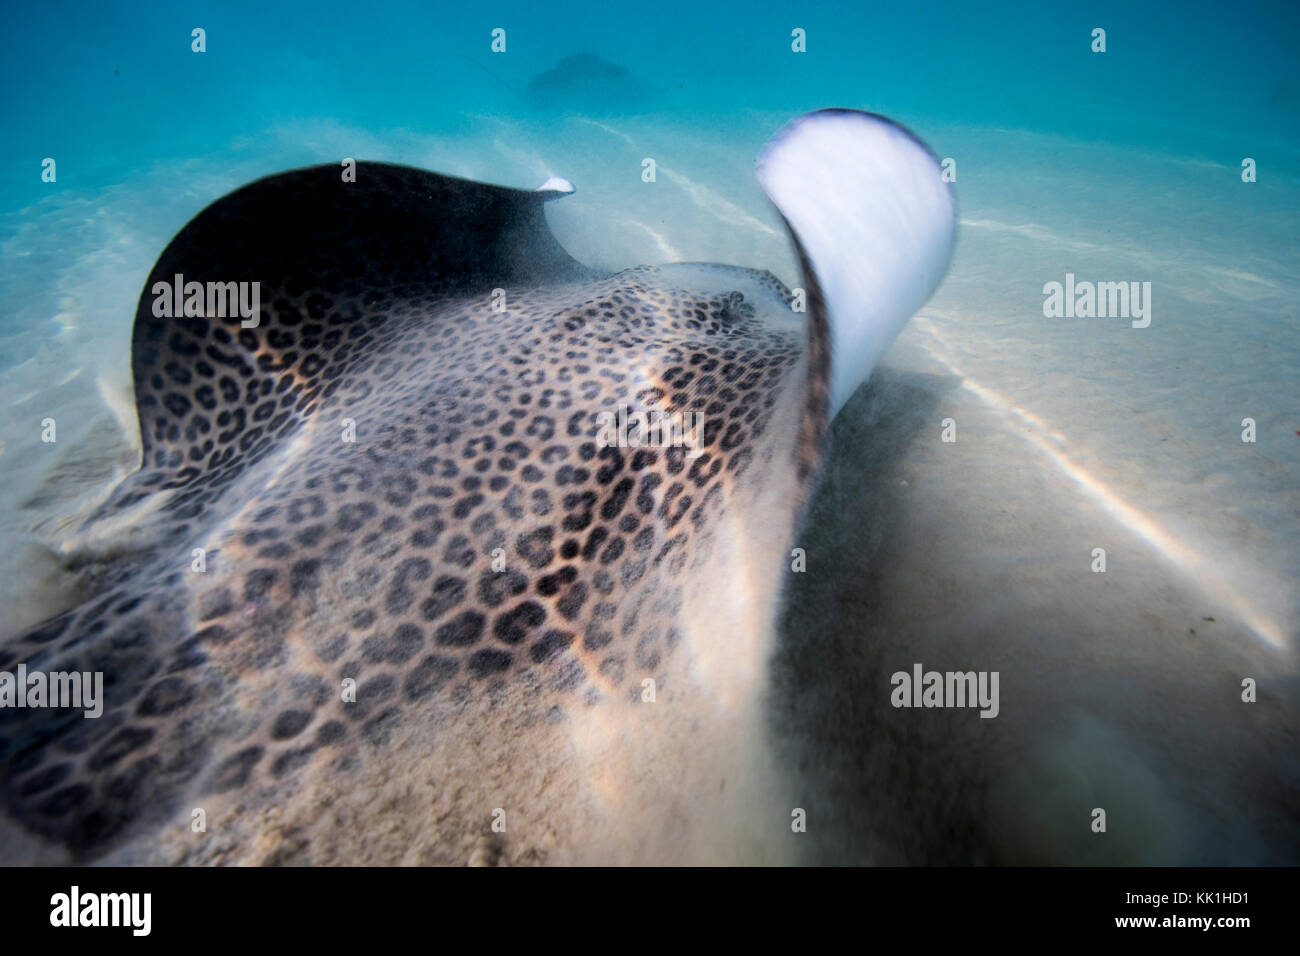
[526,53,648,112]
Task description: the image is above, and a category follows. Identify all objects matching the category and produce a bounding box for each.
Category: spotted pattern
[0,162,832,861]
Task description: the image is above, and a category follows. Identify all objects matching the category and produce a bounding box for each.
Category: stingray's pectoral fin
[0,163,600,861]
[116,162,595,528]
[756,109,958,416]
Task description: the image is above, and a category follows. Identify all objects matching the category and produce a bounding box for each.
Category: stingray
[0,109,955,864]
[525,53,647,112]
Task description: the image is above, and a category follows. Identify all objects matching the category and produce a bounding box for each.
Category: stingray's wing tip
[757,109,957,416]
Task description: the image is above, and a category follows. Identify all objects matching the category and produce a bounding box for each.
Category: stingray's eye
[713,291,746,323]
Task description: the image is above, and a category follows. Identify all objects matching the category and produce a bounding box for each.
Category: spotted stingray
[0,110,955,865]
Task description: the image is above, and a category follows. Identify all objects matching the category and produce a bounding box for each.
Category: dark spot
[635,632,662,670]
[337,501,378,532]
[537,565,578,597]
[529,630,575,664]
[442,534,475,568]
[468,649,512,679]
[515,527,555,569]
[314,632,349,663]
[385,557,433,615]
[599,655,626,685]
[493,601,546,645]
[556,582,589,621]
[420,575,467,621]
[435,610,485,647]
[17,763,72,798]
[316,720,347,745]
[391,622,425,661]
[38,784,91,817]
[600,477,634,519]
[350,674,396,720]
[290,559,321,597]
[137,677,197,716]
[87,727,156,772]
[599,537,625,564]
[479,569,528,608]
[404,655,458,701]
[362,706,401,746]
[243,568,277,601]
[210,746,263,793]
[198,588,234,620]
[271,747,317,779]
[271,710,313,740]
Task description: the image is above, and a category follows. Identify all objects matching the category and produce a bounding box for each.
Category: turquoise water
[3,0,1298,198]
[1,1,1297,863]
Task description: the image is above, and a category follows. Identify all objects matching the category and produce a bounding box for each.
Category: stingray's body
[0,111,955,864]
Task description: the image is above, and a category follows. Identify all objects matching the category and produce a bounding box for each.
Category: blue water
[3,0,1298,212]
[1,0,1297,864]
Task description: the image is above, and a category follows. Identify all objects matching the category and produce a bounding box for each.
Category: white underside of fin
[756,110,957,416]
[536,176,576,198]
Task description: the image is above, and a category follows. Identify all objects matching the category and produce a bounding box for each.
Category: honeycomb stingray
[0,110,955,865]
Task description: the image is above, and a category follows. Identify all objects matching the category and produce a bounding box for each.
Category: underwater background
[1,0,1297,863]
